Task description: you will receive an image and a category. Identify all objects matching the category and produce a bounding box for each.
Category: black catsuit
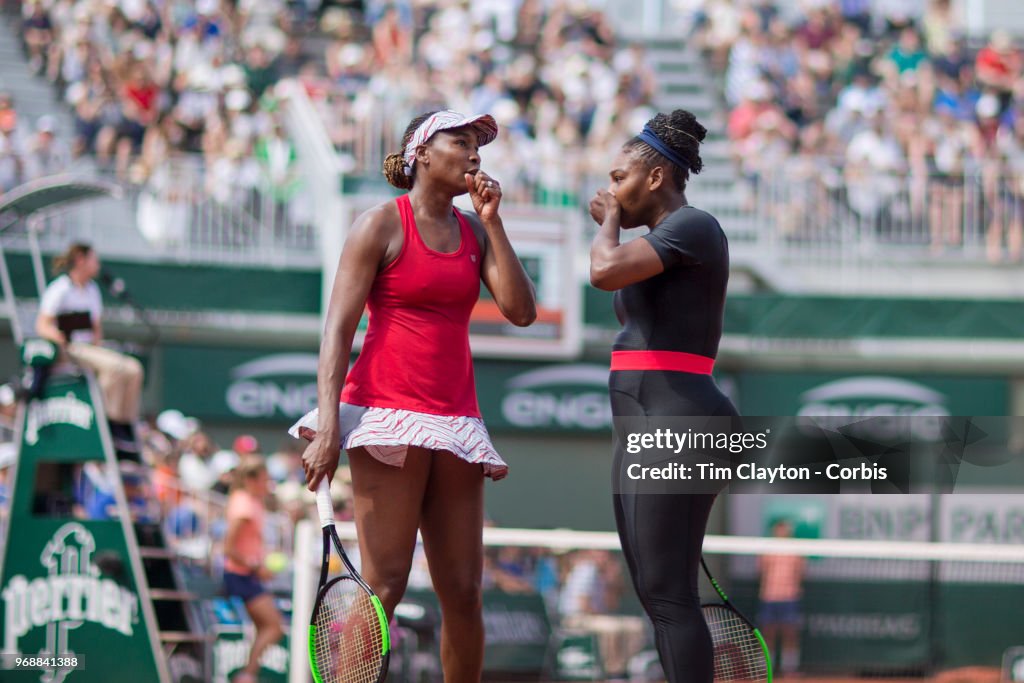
[609,205,735,683]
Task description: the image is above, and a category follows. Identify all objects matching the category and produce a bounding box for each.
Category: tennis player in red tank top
[295,110,536,682]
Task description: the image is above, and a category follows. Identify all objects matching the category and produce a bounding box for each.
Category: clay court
[776,673,1001,683]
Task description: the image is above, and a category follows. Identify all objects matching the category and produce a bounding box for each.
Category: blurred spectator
[234,434,261,456]
[22,0,53,75]
[924,104,971,252]
[558,549,622,616]
[75,461,160,523]
[976,30,1022,106]
[532,546,561,609]
[266,440,304,483]
[880,0,917,37]
[372,5,413,67]
[178,430,218,492]
[114,62,162,178]
[273,480,309,527]
[0,466,9,519]
[758,519,806,677]
[0,93,22,194]
[223,456,285,683]
[489,546,535,594]
[728,80,781,144]
[921,0,955,58]
[987,117,1024,262]
[254,120,300,205]
[0,129,22,195]
[244,45,280,99]
[839,0,872,35]
[845,108,905,231]
[157,408,199,443]
[0,385,17,475]
[210,449,241,495]
[836,69,887,121]
[151,449,183,509]
[24,116,70,180]
[884,26,928,76]
[0,92,16,134]
[693,0,743,71]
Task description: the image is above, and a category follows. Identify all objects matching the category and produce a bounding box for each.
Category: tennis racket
[309,479,390,683]
[701,556,772,682]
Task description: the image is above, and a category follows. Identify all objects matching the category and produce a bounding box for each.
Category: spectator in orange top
[223,456,283,683]
[757,519,806,677]
[0,93,15,135]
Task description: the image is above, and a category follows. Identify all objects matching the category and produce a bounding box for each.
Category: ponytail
[52,242,93,275]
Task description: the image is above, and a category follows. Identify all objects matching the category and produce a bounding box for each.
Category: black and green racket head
[702,603,771,682]
[309,575,390,683]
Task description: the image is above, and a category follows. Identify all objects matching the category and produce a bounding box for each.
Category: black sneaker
[9,382,32,403]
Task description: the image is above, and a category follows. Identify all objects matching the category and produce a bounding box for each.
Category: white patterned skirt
[288,402,508,480]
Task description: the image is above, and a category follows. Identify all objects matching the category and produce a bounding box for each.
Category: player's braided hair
[625,109,706,190]
[383,110,441,190]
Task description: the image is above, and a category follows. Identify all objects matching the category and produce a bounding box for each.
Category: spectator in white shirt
[178,431,219,492]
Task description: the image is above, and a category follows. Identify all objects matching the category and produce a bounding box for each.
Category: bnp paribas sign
[492,364,612,431]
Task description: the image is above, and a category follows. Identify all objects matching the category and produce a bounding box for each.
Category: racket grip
[316,478,334,527]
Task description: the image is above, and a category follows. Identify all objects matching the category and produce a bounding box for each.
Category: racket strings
[313,579,384,683]
[703,605,769,681]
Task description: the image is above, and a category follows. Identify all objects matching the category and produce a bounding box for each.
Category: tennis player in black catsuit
[589,109,735,683]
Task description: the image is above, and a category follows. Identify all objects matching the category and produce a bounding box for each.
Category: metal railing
[7,148,1022,273]
[130,155,320,267]
[321,108,1024,265]
[0,159,322,268]
[725,158,1024,264]
[745,161,1024,260]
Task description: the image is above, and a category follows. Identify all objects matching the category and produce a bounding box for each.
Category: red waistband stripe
[610,350,715,374]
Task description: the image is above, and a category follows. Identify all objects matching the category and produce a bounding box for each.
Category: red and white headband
[402,110,498,175]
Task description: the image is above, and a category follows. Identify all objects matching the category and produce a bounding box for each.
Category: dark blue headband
[638,125,691,173]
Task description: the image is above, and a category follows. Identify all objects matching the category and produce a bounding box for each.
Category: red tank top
[340,194,482,417]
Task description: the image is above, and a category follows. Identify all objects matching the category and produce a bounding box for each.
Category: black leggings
[610,370,736,683]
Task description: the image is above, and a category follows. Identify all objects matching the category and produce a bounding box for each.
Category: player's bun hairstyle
[626,109,707,190]
[52,242,93,275]
[383,110,441,190]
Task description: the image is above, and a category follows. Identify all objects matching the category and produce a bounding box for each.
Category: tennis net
[324,521,1024,681]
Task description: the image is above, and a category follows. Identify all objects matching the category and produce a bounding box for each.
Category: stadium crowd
[6,1,1024,258]
[310,0,657,204]
[3,0,657,215]
[698,0,1024,261]
[3,0,319,246]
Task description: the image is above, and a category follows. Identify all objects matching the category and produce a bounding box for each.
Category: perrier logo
[2,523,140,682]
[24,394,94,446]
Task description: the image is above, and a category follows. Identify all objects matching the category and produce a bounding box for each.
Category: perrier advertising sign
[0,375,169,682]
